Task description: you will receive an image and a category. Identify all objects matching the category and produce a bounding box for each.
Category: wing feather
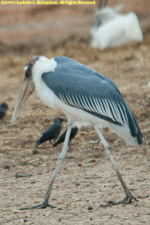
[103,99,115,122]
[111,101,122,123]
[79,95,90,111]
[89,96,99,114]
[75,94,83,109]
[59,92,127,126]
[92,97,101,114]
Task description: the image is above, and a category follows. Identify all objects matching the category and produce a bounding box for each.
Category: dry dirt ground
[0,1,150,225]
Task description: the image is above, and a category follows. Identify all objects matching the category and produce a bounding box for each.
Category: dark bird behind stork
[33,117,64,152]
[53,126,78,148]
[12,55,142,210]
[0,102,8,120]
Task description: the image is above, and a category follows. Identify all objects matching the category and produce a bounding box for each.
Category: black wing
[54,127,78,147]
[35,123,62,147]
[0,108,6,119]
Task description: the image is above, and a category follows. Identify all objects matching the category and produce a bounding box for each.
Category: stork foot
[108,192,138,205]
[20,201,56,210]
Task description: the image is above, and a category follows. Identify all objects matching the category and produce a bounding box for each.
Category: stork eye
[25,66,32,78]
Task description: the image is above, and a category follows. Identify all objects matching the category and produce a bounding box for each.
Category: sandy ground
[0,1,150,224]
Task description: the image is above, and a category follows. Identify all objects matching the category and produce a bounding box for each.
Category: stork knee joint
[58,153,67,160]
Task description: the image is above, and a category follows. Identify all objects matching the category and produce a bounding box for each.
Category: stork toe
[108,192,138,205]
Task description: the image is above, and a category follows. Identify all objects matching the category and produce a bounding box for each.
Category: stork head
[12,56,39,123]
[25,56,40,78]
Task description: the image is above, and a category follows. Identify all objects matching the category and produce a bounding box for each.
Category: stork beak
[12,78,34,123]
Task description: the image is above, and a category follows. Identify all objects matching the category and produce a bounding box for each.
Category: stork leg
[20,120,73,210]
[94,125,138,205]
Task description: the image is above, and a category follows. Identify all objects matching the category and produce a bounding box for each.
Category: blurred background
[0,0,150,46]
